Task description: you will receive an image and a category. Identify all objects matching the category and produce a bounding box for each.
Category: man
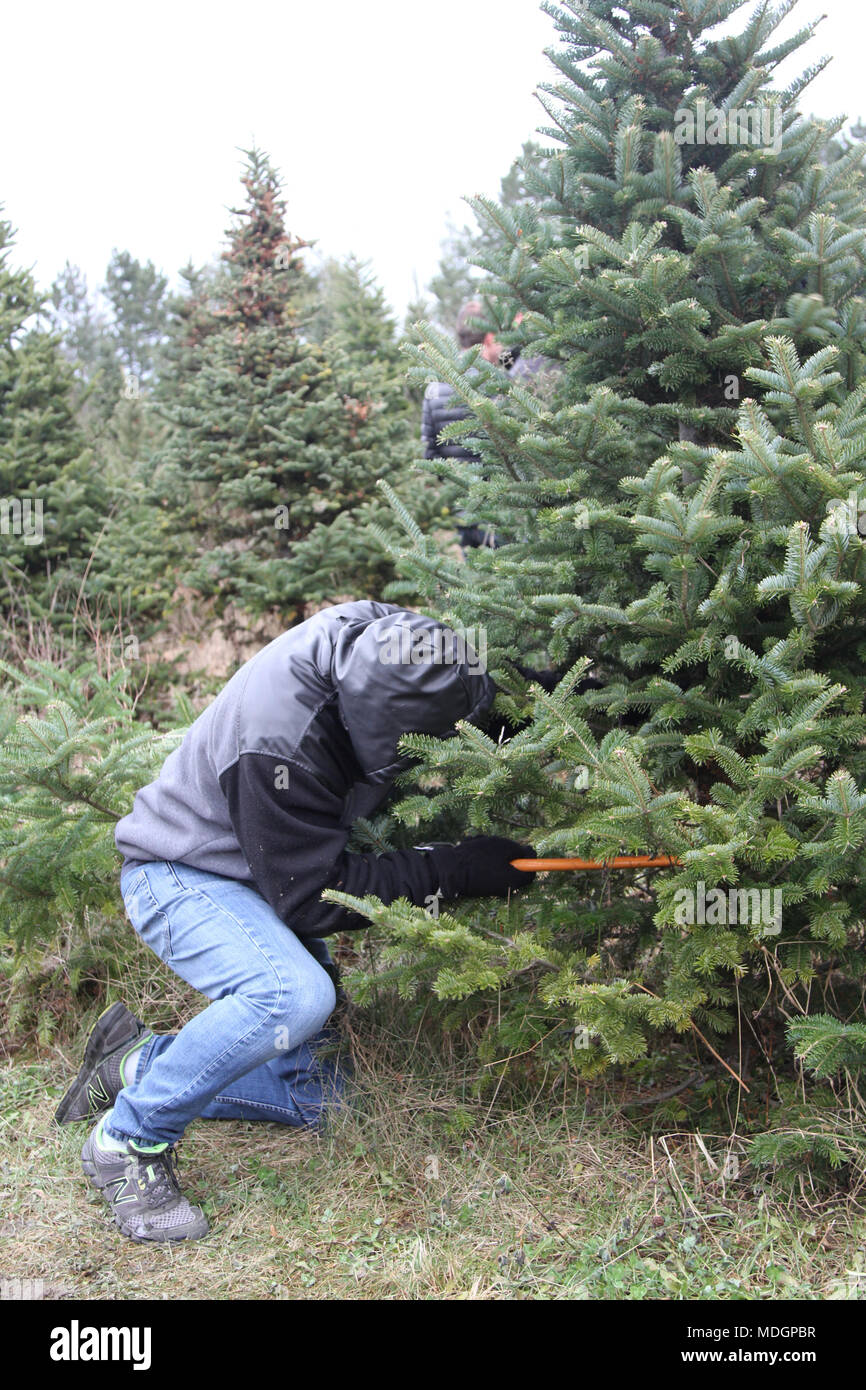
[56,601,537,1244]
[421,300,508,552]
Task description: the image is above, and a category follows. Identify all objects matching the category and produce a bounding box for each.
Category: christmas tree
[325,0,866,1089]
[151,149,423,624]
[45,254,181,655]
[0,656,192,1041]
[48,252,171,473]
[0,212,113,646]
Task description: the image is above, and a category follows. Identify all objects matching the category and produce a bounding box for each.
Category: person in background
[421,300,507,552]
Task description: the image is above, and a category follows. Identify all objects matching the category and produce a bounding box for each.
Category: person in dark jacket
[422,300,508,552]
[57,601,537,1243]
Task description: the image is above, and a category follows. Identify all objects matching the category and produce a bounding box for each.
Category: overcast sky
[2,0,863,323]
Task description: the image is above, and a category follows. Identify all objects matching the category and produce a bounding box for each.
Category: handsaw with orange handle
[510,854,682,871]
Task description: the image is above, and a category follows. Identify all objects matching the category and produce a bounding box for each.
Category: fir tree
[48,262,122,426]
[151,150,422,621]
[0,657,191,1041]
[427,141,552,333]
[0,213,112,641]
[330,0,866,1084]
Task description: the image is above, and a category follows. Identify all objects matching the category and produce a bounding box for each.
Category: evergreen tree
[0,657,191,1041]
[151,149,421,621]
[427,141,552,333]
[95,250,171,472]
[48,262,122,425]
[48,253,170,465]
[0,213,112,642]
[103,249,169,387]
[327,0,866,1085]
[427,216,482,333]
[293,253,446,601]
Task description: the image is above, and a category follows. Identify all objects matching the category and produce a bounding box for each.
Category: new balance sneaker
[81,1121,209,1243]
[55,1002,151,1125]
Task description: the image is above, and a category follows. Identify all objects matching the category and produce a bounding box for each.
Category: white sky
[2,0,864,322]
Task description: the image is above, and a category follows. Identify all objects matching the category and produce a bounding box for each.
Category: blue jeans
[104,861,346,1147]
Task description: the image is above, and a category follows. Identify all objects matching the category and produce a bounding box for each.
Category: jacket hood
[331,610,494,782]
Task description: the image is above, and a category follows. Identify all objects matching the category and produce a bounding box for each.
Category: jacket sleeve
[421,384,439,459]
[220,752,461,936]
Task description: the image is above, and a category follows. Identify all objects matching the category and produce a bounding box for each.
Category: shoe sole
[55,1003,146,1126]
[81,1134,209,1244]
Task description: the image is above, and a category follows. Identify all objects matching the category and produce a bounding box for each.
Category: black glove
[420,837,537,900]
[514,662,607,698]
[513,661,561,694]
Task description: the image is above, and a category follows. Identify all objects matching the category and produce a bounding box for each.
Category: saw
[510,855,682,871]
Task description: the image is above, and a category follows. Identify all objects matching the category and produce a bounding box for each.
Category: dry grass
[2,991,866,1301]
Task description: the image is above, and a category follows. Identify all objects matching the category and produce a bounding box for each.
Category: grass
[2,990,866,1300]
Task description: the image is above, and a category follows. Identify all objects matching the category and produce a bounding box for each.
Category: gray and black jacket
[421,378,483,462]
[115,601,494,937]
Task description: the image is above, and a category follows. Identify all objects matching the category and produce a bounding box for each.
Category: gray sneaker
[81,1122,209,1243]
[55,1002,151,1126]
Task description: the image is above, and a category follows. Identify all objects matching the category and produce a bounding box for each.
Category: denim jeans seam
[161,872,288,975]
[144,865,302,1001]
[120,867,148,896]
[170,878,337,1024]
[163,861,188,892]
[133,1033,159,1085]
[125,867,175,957]
[210,1094,321,1120]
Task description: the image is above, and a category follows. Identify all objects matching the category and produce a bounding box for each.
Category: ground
[2,1004,865,1301]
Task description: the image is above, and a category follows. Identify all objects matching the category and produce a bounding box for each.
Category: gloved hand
[421,837,537,900]
[512,661,561,694]
[512,662,605,698]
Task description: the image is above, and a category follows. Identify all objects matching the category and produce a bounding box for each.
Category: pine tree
[0,213,113,643]
[0,657,191,1041]
[48,262,122,426]
[151,150,421,622]
[291,253,446,601]
[328,0,866,1084]
[427,141,553,333]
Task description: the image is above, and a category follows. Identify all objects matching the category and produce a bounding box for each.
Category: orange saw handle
[510,855,682,871]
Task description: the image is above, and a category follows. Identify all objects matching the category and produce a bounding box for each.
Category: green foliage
[746,1015,866,1185]
[0,213,116,639]
[352,0,866,1080]
[149,149,429,618]
[48,251,172,480]
[0,659,189,1039]
[787,1013,866,1077]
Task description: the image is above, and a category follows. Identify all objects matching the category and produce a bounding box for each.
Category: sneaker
[81,1122,209,1243]
[55,1002,151,1125]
